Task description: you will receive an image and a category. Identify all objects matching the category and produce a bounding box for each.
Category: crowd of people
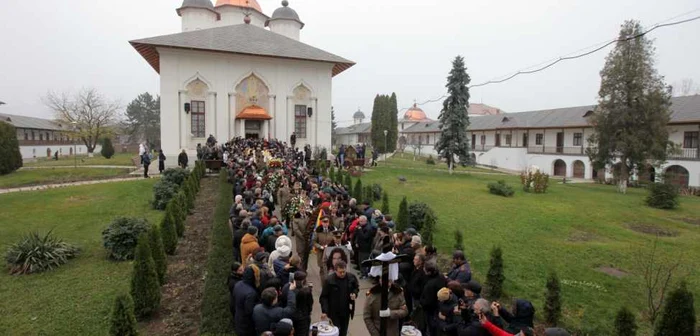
[215,136,569,336]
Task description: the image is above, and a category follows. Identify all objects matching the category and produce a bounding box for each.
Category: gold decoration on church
[235,74,269,114]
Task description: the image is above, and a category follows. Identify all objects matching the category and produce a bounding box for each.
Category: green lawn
[360,159,700,335]
[381,155,504,174]
[23,152,138,167]
[0,168,134,189]
[0,180,162,336]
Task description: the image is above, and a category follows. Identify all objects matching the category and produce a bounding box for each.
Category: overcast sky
[1,0,699,126]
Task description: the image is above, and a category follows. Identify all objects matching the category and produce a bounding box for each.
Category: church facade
[130,0,354,159]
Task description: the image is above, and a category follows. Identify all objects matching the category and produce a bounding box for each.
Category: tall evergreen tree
[0,122,23,175]
[655,281,695,336]
[388,93,399,152]
[397,197,409,231]
[354,179,363,202]
[485,247,505,299]
[100,137,115,159]
[344,174,352,190]
[381,191,390,215]
[587,20,672,194]
[436,56,471,174]
[130,233,161,318]
[370,94,392,153]
[614,306,638,336]
[331,106,338,147]
[161,212,177,255]
[544,272,562,326]
[109,293,139,336]
[148,225,167,285]
[124,92,161,149]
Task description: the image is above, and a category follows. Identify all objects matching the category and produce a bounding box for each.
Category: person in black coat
[319,261,359,336]
[227,262,243,319]
[279,271,314,336]
[234,265,261,336]
[253,285,297,335]
[421,260,447,336]
[351,216,374,278]
[141,152,151,178]
[178,149,189,168]
[158,149,166,174]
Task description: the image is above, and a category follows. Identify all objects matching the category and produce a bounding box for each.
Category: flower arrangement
[283,195,311,219]
[265,172,283,194]
[268,158,284,169]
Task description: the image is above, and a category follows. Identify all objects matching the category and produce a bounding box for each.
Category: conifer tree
[344,174,352,190]
[335,168,343,184]
[101,137,115,159]
[397,197,409,231]
[485,246,505,299]
[544,272,562,326]
[130,233,161,318]
[148,224,167,285]
[354,179,363,202]
[436,56,471,174]
[161,212,177,255]
[420,211,436,246]
[655,281,695,336]
[109,293,138,336]
[614,306,638,336]
[388,93,399,152]
[453,229,465,251]
[0,122,23,175]
[381,191,390,215]
[364,186,374,206]
[329,165,336,182]
[587,20,672,194]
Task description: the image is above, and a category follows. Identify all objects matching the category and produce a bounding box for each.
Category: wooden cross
[362,254,410,336]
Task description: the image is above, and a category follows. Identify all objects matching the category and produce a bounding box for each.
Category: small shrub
[544,271,562,326]
[5,230,79,274]
[152,180,179,210]
[396,197,409,232]
[381,191,390,215]
[410,201,434,230]
[161,212,178,255]
[420,208,437,246]
[488,180,515,197]
[485,246,505,299]
[161,168,189,186]
[109,293,139,336]
[148,225,167,285]
[654,281,695,336]
[426,155,436,165]
[344,174,352,189]
[0,122,23,175]
[336,169,344,185]
[329,165,335,182]
[371,183,383,201]
[130,233,161,318]
[353,179,363,202]
[364,185,374,206]
[102,217,150,261]
[175,192,187,222]
[168,201,185,238]
[453,229,464,251]
[521,171,550,193]
[646,183,679,210]
[614,306,637,336]
[100,137,115,159]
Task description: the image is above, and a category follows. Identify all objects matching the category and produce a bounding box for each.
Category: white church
[130,0,354,159]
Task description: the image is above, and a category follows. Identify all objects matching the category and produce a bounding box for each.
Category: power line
[395,13,700,113]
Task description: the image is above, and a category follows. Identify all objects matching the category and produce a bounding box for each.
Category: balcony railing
[18,140,76,146]
[471,145,495,151]
[527,146,587,155]
[669,148,700,161]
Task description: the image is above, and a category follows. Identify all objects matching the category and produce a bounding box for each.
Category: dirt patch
[567,230,596,242]
[626,222,679,237]
[140,177,220,336]
[678,217,700,226]
[596,266,629,278]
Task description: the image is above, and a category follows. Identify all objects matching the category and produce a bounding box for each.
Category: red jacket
[483,320,514,336]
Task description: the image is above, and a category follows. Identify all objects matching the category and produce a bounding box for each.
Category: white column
[227,93,233,140]
[262,120,269,139]
[314,97,319,148]
[239,119,245,138]
[209,92,217,142]
[269,95,276,139]
[179,90,188,150]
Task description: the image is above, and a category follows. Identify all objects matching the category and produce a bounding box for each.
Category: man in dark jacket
[352,216,374,278]
[280,271,314,336]
[448,250,472,284]
[142,152,151,178]
[234,266,260,336]
[178,149,189,168]
[320,261,359,336]
[228,262,243,320]
[494,299,535,334]
[232,220,249,263]
[253,284,297,335]
[397,236,416,313]
[421,261,447,336]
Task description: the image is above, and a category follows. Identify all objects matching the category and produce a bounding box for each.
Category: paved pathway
[21,165,136,169]
[0,176,155,195]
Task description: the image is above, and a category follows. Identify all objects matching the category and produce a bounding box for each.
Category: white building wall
[268,20,301,40]
[20,145,101,160]
[158,48,334,160]
[215,7,266,27]
[181,8,218,32]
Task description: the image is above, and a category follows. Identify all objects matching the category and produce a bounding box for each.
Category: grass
[0,168,134,189]
[0,179,163,336]
[23,152,138,167]
[360,157,700,335]
[200,171,235,335]
[382,154,503,174]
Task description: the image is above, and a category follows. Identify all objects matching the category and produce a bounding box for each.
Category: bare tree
[672,78,700,96]
[44,88,120,154]
[635,236,685,326]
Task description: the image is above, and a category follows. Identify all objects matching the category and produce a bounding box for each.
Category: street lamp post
[383,130,388,162]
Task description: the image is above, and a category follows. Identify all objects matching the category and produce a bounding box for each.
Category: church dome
[403,104,428,121]
[353,109,365,119]
[215,0,263,12]
[267,1,304,27]
[180,0,214,10]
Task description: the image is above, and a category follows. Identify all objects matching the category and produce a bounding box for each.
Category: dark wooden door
[556,132,564,153]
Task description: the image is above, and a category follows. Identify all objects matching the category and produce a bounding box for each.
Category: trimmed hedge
[646,182,679,209]
[130,233,161,318]
[148,224,167,285]
[488,180,515,197]
[200,171,234,334]
[109,293,138,336]
[0,122,23,175]
[160,211,178,255]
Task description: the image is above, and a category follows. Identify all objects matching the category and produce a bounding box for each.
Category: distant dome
[403,104,428,121]
[266,0,304,27]
[353,109,365,119]
[180,0,214,9]
[215,0,263,12]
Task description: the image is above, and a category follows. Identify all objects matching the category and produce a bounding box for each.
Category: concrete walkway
[20,165,136,169]
[0,176,154,195]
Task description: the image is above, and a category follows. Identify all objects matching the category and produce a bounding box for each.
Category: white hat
[277,245,291,257]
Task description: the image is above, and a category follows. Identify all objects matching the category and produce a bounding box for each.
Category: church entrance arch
[553,159,567,176]
[235,74,271,139]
